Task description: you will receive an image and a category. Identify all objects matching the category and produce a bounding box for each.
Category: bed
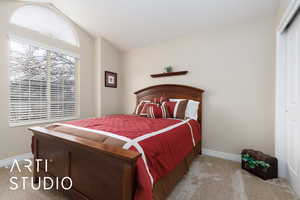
[29,84,204,200]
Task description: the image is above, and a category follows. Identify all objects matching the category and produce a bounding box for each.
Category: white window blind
[9,37,79,126]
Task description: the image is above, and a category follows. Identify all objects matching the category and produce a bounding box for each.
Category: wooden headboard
[134,84,204,123]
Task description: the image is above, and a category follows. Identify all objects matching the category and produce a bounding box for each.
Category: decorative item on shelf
[241,149,278,180]
[105,71,117,88]
[164,66,173,73]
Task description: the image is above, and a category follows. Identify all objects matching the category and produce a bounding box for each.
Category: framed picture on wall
[105,71,117,88]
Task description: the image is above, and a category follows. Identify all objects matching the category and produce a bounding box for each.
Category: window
[10,5,79,47]
[9,37,79,126]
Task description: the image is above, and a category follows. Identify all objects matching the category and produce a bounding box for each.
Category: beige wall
[0,1,95,160]
[94,37,122,116]
[122,17,276,156]
[101,39,123,115]
[278,0,292,21]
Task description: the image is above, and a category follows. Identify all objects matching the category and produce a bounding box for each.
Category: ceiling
[22,0,279,51]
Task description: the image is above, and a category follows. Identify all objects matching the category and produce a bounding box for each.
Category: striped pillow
[134,100,150,115]
[170,99,200,120]
[162,100,188,119]
[140,103,157,116]
[147,104,170,118]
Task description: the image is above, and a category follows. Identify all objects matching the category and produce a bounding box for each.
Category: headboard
[134,84,204,123]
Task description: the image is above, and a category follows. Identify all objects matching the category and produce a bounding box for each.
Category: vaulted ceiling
[22,0,279,51]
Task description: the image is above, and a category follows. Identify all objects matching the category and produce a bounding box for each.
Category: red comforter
[56,115,200,200]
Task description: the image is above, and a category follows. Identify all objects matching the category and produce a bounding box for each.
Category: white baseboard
[0,153,33,168]
[203,148,241,162]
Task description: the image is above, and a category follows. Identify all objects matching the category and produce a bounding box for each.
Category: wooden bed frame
[29,84,204,200]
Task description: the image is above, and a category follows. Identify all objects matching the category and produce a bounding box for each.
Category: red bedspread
[59,115,201,200]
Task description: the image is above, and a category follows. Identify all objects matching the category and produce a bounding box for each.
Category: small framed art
[105,71,117,88]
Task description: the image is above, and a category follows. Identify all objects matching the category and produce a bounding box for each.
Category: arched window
[8,5,80,126]
[10,5,79,47]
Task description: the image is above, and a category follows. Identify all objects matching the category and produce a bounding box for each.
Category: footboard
[29,127,140,200]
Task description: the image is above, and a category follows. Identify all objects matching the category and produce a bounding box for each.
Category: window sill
[9,116,79,128]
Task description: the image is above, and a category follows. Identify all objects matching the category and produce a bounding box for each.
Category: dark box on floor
[241,149,278,180]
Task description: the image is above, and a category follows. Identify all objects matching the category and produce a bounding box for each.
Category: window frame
[8,34,80,127]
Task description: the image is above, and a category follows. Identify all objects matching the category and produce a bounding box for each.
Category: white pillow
[169,99,199,120]
[185,100,199,120]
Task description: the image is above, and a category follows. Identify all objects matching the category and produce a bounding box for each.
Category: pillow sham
[134,100,150,115]
[152,96,169,104]
[162,100,188,119]
[147,104,170,118]
[140,102,157,116]
[170,99,200,120]
[185,100,200,120]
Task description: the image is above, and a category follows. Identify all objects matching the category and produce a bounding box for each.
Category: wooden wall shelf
[150,71,188,78]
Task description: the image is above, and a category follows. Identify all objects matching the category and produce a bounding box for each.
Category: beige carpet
[0,155,298,200]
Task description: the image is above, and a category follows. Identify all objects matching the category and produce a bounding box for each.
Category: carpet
[0,155,298,200]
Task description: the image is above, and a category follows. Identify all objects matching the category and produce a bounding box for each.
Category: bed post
[199,92,203,155]
[32,136,39,184]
